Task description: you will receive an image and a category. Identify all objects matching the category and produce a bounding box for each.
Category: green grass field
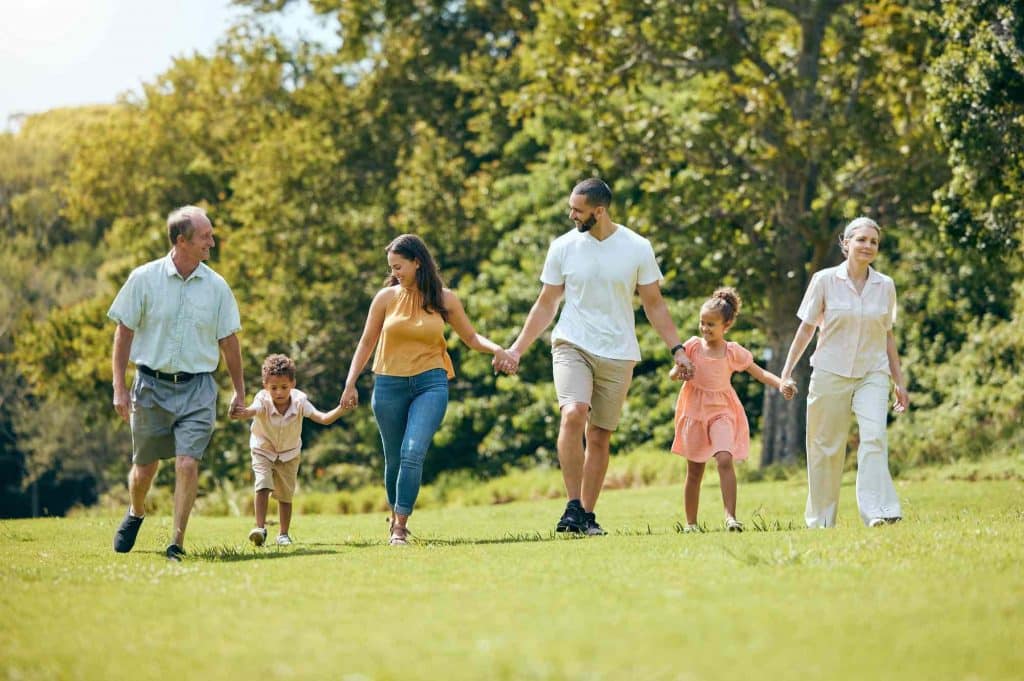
[3,473,1022,681]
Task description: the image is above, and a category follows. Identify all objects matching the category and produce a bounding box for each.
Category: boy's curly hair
[261,354,296,382]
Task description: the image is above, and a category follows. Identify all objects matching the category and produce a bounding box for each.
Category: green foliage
[2,0,1023,515]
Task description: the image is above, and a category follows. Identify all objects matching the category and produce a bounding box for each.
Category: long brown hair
[385,234,448,321]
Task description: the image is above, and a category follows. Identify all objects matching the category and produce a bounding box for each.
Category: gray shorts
[130,371,217,464]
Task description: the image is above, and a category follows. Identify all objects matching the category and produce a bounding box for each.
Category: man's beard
[575,214,597,232]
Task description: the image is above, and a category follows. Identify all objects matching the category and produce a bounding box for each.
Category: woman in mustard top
[341,234,514,545]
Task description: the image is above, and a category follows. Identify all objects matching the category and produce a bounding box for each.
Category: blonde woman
[779,217,909,528]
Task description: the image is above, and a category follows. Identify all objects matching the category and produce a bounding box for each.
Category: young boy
[231,354,346,546]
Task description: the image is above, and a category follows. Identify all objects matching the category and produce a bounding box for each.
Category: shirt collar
[836,261,882,284]
[264,390,300,418]
[162,252,206,281]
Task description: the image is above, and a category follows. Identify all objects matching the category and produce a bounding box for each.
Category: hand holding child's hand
[668,365,686,382]
[780,379,798,401]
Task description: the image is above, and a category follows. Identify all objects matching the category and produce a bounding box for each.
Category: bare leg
[715,451,737,520]
[581,425,612,512]
[129,461,159,517]
[172,455,199,548]
[684,460,706,525]
[557,403,589,501]
[278,501,292,535]
[254,488,271,527]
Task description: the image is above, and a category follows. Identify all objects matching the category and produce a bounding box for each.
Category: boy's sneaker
[248,527,268,546]
[583,511,607,536]
[276,533,293,546]
[726,517,744,532]
[113,510,144,553]
[682,523,700,534]
[555,500,586,534]
[165,544,186,562]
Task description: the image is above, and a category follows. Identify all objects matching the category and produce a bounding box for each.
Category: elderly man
[109,205,244,560]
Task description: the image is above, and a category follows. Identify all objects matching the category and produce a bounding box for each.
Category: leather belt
[138,365,196,384]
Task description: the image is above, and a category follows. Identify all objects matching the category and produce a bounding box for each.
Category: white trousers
[805,369,901,527]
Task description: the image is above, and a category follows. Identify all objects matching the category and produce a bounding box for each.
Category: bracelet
[670,343,684,355]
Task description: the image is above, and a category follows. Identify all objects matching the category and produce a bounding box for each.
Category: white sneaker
[276,533,293,546]
[248,527,267,546]
[682,523,700,534]
[868,518,887,528]
[726,517,744,532]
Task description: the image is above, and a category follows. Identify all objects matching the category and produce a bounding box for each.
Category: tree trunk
[760,333,810,466]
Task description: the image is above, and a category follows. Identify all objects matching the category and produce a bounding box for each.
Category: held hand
[892,384,909,414]
[673,349,694,381]
[780,379,798,401]
[493,348,520,375]
[229,392,245,419]
[112,385,130,422]
[668,365,686,382]
[340,385,359,411]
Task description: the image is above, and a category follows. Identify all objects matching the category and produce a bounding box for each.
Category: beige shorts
[552,340,636,431]
[251,453,300,503]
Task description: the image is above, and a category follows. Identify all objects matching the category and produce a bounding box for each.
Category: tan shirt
[797,263,897,378]
[372,287,455,378]
[249,389,314,461]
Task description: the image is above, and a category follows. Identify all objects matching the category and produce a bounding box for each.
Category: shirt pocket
[824,300,854,326]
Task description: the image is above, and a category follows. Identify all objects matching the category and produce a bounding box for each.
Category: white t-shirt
[541,224,664,361]
[248,389,315,461]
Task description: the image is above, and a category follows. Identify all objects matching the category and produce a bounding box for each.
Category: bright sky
[0,0,336,129]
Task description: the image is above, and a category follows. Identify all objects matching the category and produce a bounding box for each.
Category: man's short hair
[167,206,207,247]
[571,178,612,208]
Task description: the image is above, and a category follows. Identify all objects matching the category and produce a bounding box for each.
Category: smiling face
[698,306,731,344]
[843,224,880,267]
[387,252,420,288]
[176,215,215,262]
[568,192,600,232]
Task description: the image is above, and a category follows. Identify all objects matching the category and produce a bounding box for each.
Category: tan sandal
[389,525,409,546]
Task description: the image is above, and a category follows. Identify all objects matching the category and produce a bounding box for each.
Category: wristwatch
[670,343,684,355]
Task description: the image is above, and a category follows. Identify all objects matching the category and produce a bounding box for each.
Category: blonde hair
[840,217,881,256]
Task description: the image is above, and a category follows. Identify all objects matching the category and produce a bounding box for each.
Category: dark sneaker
[113,510,144,553]
[584,512,607,536]
[556,501,586,534]
[165,544,186,562]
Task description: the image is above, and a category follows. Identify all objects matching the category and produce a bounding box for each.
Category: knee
[561,403,589,431]
[858,423,888,452]
[175,456,199,476]
[715,452,734,472]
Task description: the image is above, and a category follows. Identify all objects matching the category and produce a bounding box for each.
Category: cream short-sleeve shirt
[797,263,897,378]
[249,389,315,462]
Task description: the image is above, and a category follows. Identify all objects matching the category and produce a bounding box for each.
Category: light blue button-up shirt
[108,253,242,374]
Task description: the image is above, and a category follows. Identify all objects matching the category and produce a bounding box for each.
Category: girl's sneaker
[248,527,268,546]
[276,533,293,546]
[725,517,744,532]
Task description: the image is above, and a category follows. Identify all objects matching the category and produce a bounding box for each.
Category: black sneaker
[113,510,144,553]
[165,544,186,562]
[583,512,607,536]
[556,500,586,533]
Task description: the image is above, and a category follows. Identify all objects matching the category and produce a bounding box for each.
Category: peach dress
[671,336,753,462]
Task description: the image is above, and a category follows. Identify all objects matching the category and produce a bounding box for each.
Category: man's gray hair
[167,205,207,246]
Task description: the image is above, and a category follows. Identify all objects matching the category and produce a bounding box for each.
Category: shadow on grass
[182,546,341,562]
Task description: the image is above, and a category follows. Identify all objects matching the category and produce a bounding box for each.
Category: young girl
[669,288,791,532]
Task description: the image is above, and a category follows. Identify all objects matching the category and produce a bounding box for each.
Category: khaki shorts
[251,453,300,503]
[552,340,636,431]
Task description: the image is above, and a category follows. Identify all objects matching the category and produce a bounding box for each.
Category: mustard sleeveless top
[372,287,455,378]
